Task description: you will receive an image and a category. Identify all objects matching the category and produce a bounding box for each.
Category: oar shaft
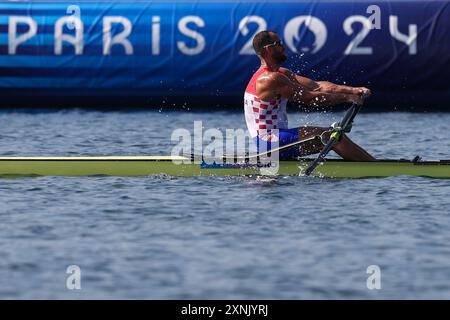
[304,103,361,176]
[250,134,319,159]
[304,137,337,175]
[340,104,361,130]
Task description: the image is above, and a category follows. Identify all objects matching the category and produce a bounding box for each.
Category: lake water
[1,109,450,299]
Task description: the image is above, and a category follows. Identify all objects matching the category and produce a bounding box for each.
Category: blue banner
[0,0,449,109]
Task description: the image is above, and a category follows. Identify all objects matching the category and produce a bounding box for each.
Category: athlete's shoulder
[256,71,288,89]
[278,67,295,77]
[278,67,291,72]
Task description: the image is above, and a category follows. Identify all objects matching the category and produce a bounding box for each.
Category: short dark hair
[252,30,277,55]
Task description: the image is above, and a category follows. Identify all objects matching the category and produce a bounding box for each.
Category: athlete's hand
[357,87,371,98]
[346,94,365,105]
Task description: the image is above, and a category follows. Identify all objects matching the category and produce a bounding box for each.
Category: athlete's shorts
[254,128,301,160]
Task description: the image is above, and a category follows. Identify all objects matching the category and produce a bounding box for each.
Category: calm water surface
[0,109,450,299]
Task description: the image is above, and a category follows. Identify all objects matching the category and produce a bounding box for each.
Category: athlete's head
[252,30,287,64]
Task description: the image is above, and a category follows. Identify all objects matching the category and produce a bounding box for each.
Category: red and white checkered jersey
[244,67,288,141]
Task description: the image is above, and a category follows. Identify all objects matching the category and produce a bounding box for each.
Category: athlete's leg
[333,134,375,161]
[298,126,375,161]
[296,127,328,156]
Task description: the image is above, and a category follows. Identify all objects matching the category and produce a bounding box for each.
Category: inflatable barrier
[0,0,449,110]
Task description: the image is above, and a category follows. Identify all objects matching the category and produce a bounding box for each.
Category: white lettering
[66,5,81,30]
[193,120,203,156]
[366,265,382,290]
[103,16,133,55]
[66,265,81,290]
[238,16,267,55]
[55,16,84,55]
[181,304,215,318]
[367,5,381,30]
[225,128,254,164]
[257,131,279,176]
[343,16,373,55]
[152,16,161,55]
[203,128,224,162]
[177,16,205,55]
[389,15,417,54]
[8,16,37,54]
[171,128,192,164]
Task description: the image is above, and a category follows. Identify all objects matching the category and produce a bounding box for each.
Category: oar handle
[338,103,361,131]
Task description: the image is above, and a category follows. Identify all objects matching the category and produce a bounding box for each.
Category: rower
[244,30,375,161]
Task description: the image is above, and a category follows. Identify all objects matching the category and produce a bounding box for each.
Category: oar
[304,103,362,176]
[247,134,321,159]
[205,133,322,164]
[199,135,318,163]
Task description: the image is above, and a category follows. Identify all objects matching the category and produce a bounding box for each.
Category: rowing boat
[0,156,449,178]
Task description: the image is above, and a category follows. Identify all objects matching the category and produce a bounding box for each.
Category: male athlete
[244,30,375,161]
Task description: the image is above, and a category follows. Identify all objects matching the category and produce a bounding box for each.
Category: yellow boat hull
[0,156,449,178]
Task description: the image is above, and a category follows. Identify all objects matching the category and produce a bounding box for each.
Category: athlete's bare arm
[279,68,371,97]
[316,81,371,96]
[256,71,363,107]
